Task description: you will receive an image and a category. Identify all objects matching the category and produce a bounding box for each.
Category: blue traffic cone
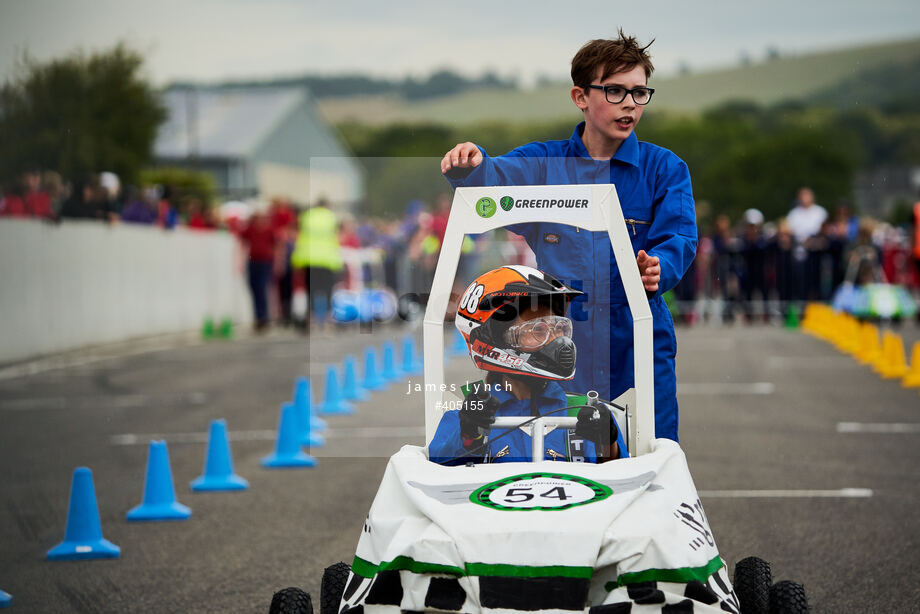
[381,341,402,381]
[450,329,467,357]
[342,355,370,402]
[0,589,10,608]
[362,347,388,391]
[320,365,354,415]
[190,420,249,492]
[294,376,326,432]
[402,336,424,376]
[293,399,324,448]
[46,467,120,561]
[262,403,317,468]
[126,441,191,521]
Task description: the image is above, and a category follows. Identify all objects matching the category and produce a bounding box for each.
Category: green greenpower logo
[500,196,515,211]
[470,472,612,511]
[475,197,497,218]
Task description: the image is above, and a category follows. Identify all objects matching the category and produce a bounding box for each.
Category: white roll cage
[422,185,656,457]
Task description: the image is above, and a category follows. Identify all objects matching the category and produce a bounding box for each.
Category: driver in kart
[428,265,627,465]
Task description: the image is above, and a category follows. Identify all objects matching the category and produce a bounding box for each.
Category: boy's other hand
[636,250,660,292]
[441,142,483,175]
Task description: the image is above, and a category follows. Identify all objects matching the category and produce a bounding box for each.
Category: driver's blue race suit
[428,380,628,465]
[444,123,697,441]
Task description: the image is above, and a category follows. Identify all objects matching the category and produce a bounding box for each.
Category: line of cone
[800,303,920,390]
[43,336,428,564]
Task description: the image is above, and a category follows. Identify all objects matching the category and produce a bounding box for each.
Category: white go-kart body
[340,185,740,613]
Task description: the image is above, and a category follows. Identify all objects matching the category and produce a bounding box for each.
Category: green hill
[318,37,920,125]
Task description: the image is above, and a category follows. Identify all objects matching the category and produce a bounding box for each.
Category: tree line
[1,44,918,227]
[341,98,920,224]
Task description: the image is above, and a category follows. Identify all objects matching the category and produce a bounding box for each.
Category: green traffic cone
[219,317,234,339]
[784,305,800,329]
[201,317,215,340]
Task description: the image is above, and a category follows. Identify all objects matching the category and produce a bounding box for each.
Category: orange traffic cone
[876,331,909,379]
[902,341,920,388]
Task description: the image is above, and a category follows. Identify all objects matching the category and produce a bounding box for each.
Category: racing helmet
[454,265,583,380]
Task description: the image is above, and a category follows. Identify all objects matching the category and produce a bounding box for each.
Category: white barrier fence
[0,219,251,364]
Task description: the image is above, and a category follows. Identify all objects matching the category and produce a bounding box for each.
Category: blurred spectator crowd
[674,187,920,324]
[3,172,919,329]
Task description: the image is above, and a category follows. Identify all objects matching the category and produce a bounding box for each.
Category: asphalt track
[1,320,918,613]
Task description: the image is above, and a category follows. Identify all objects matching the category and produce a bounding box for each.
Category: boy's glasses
[585,84,655,105]
[504,316,573,352]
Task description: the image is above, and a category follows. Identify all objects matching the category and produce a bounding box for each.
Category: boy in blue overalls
[429,265,626,465]
[440,33,696,442]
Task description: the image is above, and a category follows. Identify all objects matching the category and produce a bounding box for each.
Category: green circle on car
[470,472,612,511]
[475,197,497,218]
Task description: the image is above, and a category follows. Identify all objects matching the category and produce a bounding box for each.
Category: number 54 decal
[471,473,612,511]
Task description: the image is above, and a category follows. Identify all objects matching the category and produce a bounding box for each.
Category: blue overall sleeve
[645,156,697,298]
[444,144,548,245]
[427,411,473,466]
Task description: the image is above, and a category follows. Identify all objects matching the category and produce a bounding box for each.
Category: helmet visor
[503,316,573,352]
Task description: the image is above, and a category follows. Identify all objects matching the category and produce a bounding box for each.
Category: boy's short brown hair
[571,30,655,88]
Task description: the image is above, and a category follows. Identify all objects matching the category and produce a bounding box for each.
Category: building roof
[154,86,306,159]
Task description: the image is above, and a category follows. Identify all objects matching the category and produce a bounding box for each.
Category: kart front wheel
[321,562,351,614]
[769,580,809,613]
[734,556,772,614]
[269,586,313,614]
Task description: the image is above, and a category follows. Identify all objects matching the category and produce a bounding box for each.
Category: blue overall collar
[571,122,640,167]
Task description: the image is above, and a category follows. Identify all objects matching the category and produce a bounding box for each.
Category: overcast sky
[1,0,919,87]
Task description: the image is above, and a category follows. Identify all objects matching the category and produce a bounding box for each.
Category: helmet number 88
[459,283,485,315]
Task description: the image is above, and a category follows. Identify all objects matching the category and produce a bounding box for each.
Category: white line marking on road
[677,382,775,395]
[698,488,873,498]
[837,422,920,434]
[767,356,854,368]
[109,425,425,445]
[0,334,203,380]
[1,392,208,411]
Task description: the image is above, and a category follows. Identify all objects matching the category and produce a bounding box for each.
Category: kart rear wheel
[269,586,313,614]
[769,580,809,613]
[734,556,772,614]
[321,562,351,614]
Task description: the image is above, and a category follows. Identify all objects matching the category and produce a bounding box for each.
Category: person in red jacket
[239,209,279,331]
[0,170,54,219]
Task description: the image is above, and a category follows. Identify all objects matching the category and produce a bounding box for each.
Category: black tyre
[734,556,772,614]
[270,587,314,614]
[321,562,351,614]
[769,580,809,614]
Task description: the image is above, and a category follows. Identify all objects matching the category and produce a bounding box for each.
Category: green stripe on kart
[352,555,592,580]
[352,555,464,578]
[604,555,723,591]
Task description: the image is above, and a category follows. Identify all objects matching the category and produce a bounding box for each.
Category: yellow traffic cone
[876,331,909,379]
[902,341,920,388]
[801,303,827,337]
[837,315,860,356]
[856,323,881,366]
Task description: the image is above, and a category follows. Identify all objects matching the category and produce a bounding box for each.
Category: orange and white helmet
[454,265,583,380]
